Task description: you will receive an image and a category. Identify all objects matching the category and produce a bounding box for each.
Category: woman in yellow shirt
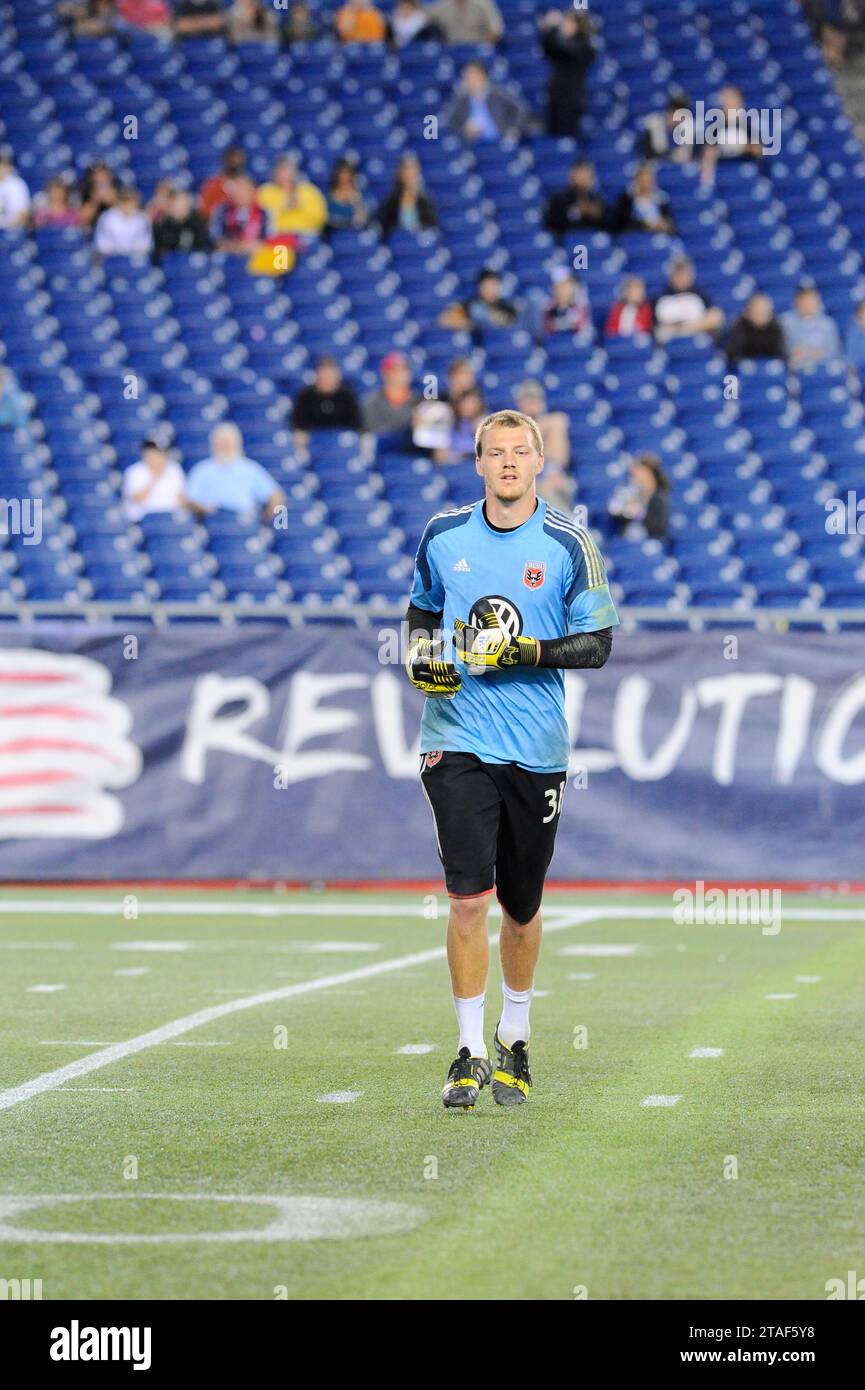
[257,156,328,236]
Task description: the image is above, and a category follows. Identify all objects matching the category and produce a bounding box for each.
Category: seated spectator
[0,367,28,429]
[538,8,595,139]
[605,276,653,337]
[57,0,115,37]
[362,351,420,437]
[116,0,172,31]
[445,62,528,143]
[326,159,367,231]
[445,357,479,406]
[726,293,786,365]
[147,178,175,226]
[32,177,82,230]
[543,159,607,236]
[281,1,317,43]
[612,164,676,233]
[0,151,31,230]
[122,440,187,521]
[174,0,227,37]
[609,453,670,541]
[227,0,278,42]
[436,388,486,465]
[292,357,362,434]
[427,0,503,44]
[79,161,118,230]
[376,153,437,238]
[391,0,437,45]
[653,256,724,342]
[186,424,285,520]
[513,379,571,509]
[199,146,247,221]
[153,188,213,260]
[257,156,327,236]
[210,176,270,254]
[781,284,842,369]
[539,266,591,338]
[639,92,695,162]
[700,86,764,186]
[845,300,865,373]
[335,0,387,43]
[467,267,519,331]
[94,187,153,257]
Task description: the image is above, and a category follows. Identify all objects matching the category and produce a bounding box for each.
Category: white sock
[453,992,486,1057]
[499,983,533,1048]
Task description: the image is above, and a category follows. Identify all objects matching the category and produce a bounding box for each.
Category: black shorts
[419,750,567,924]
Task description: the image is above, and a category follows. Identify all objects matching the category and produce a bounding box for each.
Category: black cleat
[442,1047,492,1109]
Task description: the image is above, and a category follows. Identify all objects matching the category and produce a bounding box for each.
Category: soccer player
[405,410,618,1109]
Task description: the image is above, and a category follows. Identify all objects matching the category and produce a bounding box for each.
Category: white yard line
[0,909,595,1114]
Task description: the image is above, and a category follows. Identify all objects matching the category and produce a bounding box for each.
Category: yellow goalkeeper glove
[406,637,462,697]
[454,599,540,670]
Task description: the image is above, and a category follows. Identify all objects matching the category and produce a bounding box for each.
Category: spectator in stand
[699,86,764,186]
[227,0,279,42]
[187,424,285,520]
[115,0,171,31]
[79,161,118,230]
[467,267,519,330]
[57,0,115,36]
[32,177,82,230]
[844,299,865,374]
[605,276,653,337]
[612,164,676,233]
[376,153,437,238]
[147,179,175,226]
[445,62,528,142]
[639,92,696,162]
[609,453,670,541]
[335,0,387,43]
[781,284,842,369]
[199,147,247,220]
[0,367,29,429]
[257,155,327,236]
[0,151,31,230]
[653,255,724,342]
[391,0,437,45]
[362,352,421,438]
[444,358,479,407]
[292,357,362,435]
[436,388,486,465]
[513,379,571,508]
[174,0,227,37]
[94,187,153,257]
[210,175,270,254]
[539,266,591,339]
[543,159,607,236]
[538,8,595,139]
[726,293,786,365]
[122,440,187,521]
[281,1,317,43]
[428,0,503,43]
[153,188,213,260]
[326,159,367,231]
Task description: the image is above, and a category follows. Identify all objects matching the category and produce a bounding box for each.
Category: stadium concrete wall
[0,623,862,882]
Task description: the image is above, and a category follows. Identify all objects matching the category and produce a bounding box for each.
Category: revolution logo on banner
[0,624,862,881]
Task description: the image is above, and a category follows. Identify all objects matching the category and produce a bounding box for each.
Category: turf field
[0,888,863,1301]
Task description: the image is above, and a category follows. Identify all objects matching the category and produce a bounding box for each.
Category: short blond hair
[475,409,544,459]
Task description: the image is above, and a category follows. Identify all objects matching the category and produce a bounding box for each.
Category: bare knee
[448,895,490,941]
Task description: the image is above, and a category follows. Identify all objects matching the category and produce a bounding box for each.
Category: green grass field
[1,888,863,1301]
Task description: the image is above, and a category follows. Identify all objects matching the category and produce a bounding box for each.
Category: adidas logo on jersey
[453,558,471,571]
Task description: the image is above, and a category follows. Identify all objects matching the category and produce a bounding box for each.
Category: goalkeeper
[404,410,618,1110]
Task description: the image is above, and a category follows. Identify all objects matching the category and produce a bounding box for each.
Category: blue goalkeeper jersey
[408,499,619,772]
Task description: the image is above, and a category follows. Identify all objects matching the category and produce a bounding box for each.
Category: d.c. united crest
[523,562,546,589]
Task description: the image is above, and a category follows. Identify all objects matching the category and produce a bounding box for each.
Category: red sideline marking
[1,879,864,894]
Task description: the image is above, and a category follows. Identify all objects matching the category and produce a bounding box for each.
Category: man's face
[749,295,772,326]
[118,195,137,216]
[317,362,340,393]
[143,448,167,474]
[670,262,693,290]
[212,431,240,463]
[478,275,500,303]
[224,150,245,178]
[449,364,474,397]
[515,392,541,419]
[476,426,543,501]
[233,178,256,206]
[170,191,191,219]
[571,163,592,190]
[384,363,411,392]
[464,65,487,96]
[797,290,819,318]
[553,276,574,306]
